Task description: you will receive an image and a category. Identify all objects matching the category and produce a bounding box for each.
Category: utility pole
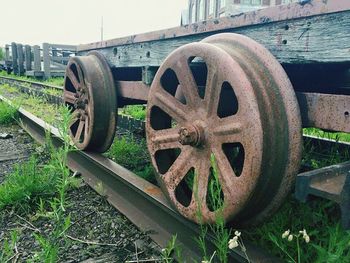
[101,16,104,41]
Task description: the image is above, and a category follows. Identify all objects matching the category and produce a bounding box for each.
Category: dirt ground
[0,123,162,262]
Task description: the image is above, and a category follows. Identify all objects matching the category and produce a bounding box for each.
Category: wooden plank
[297,92,350,133]
[33,45,41,71]
[79,0,350,51]
[80,10,350,66]
[11,42,18,74]
[17,44,25,76]
[43,43,51,79]
[48,43,77,51]
[24,45,32,71]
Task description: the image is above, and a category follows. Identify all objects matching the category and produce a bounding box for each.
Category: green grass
[0,156,58,212]
[0,101,18,124]
[244,197,350,262]
[304,128,350,143]
[121,105,146,120]
[0,84,61,125]
[0,71,64,87]
[105,135,157,184]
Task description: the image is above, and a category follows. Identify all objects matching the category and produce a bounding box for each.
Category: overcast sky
[0,0,188,47]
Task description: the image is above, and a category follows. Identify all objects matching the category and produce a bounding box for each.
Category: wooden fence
[3,42,76,78]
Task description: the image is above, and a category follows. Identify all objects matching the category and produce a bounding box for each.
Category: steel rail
[0,75,62,91]
[0,94,281,262]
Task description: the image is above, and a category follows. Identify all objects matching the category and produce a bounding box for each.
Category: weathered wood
[78,0,350,66]
[51,56,70,62]
[81,11,350,68]
[297,92,350,133]
[17,44,25,76]
[33,45,41,71]
[24,45,32,71]
[116,81,149,101]
[48,44,77,50]
[11,42,18,74]
[43,43,51,79]
[4,45,10,61]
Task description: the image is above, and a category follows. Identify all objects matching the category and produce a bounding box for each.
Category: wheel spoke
[211,146,240,199]
[204,64,221,116]
[193,156,211,210]
[212,118,243,143]
[153,90,188,123]
[63,91,76,105]
[172,57,201,107]
[75,120,85,141]
[69,110,80,128]
[66,67,80,91]
[149,127,180,153]
[84,116,89,138]
[163,148,194,188]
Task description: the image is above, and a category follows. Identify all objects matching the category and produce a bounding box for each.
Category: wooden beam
[297,92,350,133]
[116,81,149,101]
[78,0,350,65]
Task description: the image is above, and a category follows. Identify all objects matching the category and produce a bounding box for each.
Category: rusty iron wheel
[146,33,302,225]
[63,51,117,152]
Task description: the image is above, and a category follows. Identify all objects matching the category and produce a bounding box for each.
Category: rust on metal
[63,52,117,152]
[297,92,350,133]
[78,0,350,52]
[146,33,302,225]
[116,81,149,102]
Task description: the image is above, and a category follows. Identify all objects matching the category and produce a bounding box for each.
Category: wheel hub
[178,122,205,146]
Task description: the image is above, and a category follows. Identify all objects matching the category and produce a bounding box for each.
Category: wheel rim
[63,52,117,152]
[146,33,302,224]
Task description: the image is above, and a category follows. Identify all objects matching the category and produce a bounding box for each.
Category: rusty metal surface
[146,33,302,225]
[297,92,350,133]
[63,52,117,152]
[0,94,282,263]
[116,80,149,102]
[296,161,350,229]
[78,0,350,52]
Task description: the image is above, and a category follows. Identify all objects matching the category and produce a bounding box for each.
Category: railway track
[0,75,145,133]
[2,74,350,261]
[0,76,281,262]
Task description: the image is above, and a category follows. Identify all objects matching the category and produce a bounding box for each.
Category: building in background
[182,0,299,25]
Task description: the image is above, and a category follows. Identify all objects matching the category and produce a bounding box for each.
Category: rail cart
[62,0,350,226]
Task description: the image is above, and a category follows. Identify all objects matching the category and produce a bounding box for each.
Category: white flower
[287,234,293,242]
[201,261,209,263]
[234,230,241,237]
[228,237,239,249]
[282,230,290,239]
[304,235,310,243]
[299,229,307,237]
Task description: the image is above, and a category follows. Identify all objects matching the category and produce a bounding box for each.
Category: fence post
[5,45,10,61]
[43,43,50,79]
[33,45,41,72]
[17,43,25,75]
[25,45,32,71]
[11,42,18,75]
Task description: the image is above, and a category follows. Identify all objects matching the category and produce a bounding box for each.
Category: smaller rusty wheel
[63,52,117,152]
[146,33,302,225]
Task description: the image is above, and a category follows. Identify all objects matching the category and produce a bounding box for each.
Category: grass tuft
[106,136,156,184]
[0,101,18,124]
[0,156,57,212]
[121,105,146,120]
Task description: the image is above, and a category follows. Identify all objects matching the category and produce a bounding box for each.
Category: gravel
[0,123,162,262]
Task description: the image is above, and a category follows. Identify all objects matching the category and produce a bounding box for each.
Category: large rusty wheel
[63,51,117,152]
[146,33,302,225]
